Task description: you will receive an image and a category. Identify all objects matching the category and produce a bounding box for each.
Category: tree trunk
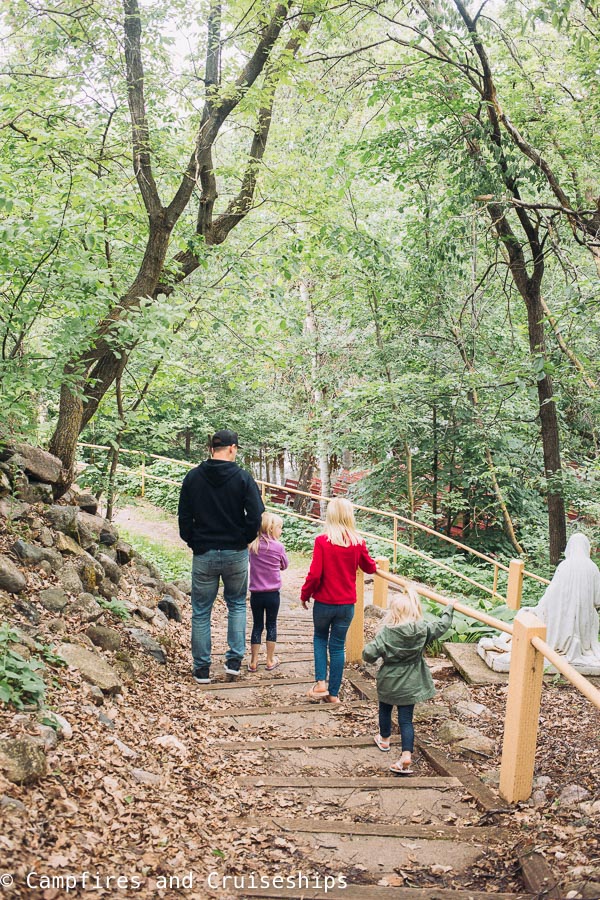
[525,289,567,565]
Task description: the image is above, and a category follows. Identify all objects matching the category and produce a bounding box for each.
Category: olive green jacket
[362,609,454,706]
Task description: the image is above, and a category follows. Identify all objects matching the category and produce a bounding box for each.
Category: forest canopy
[1,0,599,570]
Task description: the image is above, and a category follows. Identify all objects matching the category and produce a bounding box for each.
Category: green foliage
[97,599,131,621]
[0,624,48,709]
[116,529,191,584]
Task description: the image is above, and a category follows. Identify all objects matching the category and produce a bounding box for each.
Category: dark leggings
[378,702,415,752]
[250,590,280,644]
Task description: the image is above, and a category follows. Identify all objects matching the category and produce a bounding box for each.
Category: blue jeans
[191,549,248,670]
[379,702,415,752]
[312,602,355,698]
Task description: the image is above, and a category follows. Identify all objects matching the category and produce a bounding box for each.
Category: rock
[151,734,188,755]
[0,554,27,593]
[0,736,47,784]
[20,481,54,504]
[564,881,600,900]
[77,511,118,547]
[558,784,591,807]
[55,532,86,556]
[6,442,62,484]
[12,597,41,624]
[47,619,67,635]
[57,564,83,595]
[69,592,103,623]
[441,682,472,703]
[39,587,69,613]
[534,775,552,790]
[39,526,54,548]
[0,497,30,520]
[64,485,98,515]
[530,789,547,807]
[97,577,117,600]
[36,725,59,750]
[437,720,480,744]
[96,552,121,585]
[112,737,137,758]
[131,767,162,786]
[0,795,26,812]
[85,684,105,706]
[45,504,79,537]
[152,609,169,630]
[12,539,62,571]
[72,551,104,580]
[96,710,116,729]
[115,540,134,565]
[40,712,73,740]
[127,627,166,664]
[0,469,12,496]
[457,734,496,758]
[481,767,500,785]
[38,560,53,576]
[138,574,160,590]
[455,700,491,719]
[174,579,191,595]
[56,643,123,694]
[113,650,137,678]
[158,596,182,622]
[163,582,187,604]
[86,625,122,652]
[136,605,155,622]
[364,604,386,619]
[413,703,450,722]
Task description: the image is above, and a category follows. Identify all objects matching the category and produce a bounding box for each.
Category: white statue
[479,533,600,675]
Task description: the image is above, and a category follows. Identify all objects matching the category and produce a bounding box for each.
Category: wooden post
[492,563,499,598]
[373,558,389,609]
[507,559,524,610]
[261,481,266,503]
[393,517,398,568]
[499,611,546,803]
[346,569,365,663]
[140,456,145,498]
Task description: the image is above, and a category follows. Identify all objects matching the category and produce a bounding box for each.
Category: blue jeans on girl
[378,702,415,752]
[312,601,355,697]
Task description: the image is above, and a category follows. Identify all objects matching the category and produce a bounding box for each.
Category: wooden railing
[348,565,600,804]
[77,442,549,609]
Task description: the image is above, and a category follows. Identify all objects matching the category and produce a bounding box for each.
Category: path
[201,593,539,899]
[112,499,547,898]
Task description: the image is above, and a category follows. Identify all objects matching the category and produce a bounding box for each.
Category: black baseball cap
[211,429,240,449]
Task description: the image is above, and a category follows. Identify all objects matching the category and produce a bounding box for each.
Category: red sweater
[301,534,377,605]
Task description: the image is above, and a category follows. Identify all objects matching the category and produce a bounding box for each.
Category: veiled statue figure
[478,533,600,675]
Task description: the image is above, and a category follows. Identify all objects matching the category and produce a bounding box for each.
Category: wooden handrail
[77,441,550,597]
[530,636,600,709]
[374,567,514,635]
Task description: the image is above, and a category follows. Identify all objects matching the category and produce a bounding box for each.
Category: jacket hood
[379,622,429,661]
[198,459,242,487]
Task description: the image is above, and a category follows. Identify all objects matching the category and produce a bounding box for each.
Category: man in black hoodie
[178,430,264,683]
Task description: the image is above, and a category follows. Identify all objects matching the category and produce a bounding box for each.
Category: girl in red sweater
[301,498,377,703]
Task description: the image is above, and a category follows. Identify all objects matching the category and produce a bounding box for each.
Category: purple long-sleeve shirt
[249,537,289,592]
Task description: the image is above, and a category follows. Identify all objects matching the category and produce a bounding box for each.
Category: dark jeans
[312,601,355,698]
[378,702,415,752]
[250,590,280,644]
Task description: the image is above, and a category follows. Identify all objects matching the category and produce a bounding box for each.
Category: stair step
[239,887,531,900]
[238,776,461,788]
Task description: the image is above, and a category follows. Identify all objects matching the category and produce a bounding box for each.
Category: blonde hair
[250,511,283,554]
[382,585,423,627]
[324,498,362,547]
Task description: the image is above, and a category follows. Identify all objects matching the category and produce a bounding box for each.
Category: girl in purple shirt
[248,512,289,672]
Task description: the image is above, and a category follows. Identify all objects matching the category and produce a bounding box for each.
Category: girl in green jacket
[363,586,454,775]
